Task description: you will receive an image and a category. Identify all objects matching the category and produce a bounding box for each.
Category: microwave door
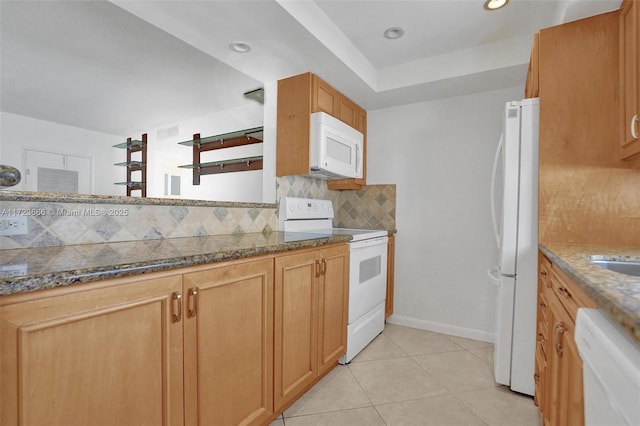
[321,129,360,178]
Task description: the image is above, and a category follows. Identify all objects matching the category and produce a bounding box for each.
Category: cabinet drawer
[534,343,546,410]
[539,256,552,288]
[549,266,596,321]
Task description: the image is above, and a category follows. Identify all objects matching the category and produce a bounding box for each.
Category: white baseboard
[386,314,496,344]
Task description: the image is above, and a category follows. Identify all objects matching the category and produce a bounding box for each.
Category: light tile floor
[270,323,542,426]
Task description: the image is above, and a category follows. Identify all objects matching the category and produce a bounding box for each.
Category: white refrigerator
[489,98,539,396]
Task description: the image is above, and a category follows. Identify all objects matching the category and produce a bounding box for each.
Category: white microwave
[309,112,364,180]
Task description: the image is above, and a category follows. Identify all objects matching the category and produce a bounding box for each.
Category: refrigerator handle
[490,133,504,249]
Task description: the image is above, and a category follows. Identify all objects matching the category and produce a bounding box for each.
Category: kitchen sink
[589,256,640,277]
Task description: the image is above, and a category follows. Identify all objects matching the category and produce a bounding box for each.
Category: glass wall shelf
[112,139,145,149]
[114,181,145,188]
[114,161,145,169]
[178,127,263,148]
[179,156,263,170]
[179,128,264,185]
[114,133,147,197]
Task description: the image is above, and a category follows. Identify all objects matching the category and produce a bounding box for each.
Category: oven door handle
[349,236,388,249]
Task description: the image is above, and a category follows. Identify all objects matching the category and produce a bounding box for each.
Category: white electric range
[279,197,388,363]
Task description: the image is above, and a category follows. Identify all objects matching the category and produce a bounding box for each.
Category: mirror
[0,1,267,203]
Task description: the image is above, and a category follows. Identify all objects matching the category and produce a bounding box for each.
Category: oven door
[348,236,388,323]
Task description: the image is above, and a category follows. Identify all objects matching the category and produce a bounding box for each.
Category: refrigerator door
[510,98,539,396]
[498,101,523,277]
[493,273,516,386]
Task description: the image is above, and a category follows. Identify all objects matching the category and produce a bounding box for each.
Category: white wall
[0,112,122,195]
[367,86,524,342]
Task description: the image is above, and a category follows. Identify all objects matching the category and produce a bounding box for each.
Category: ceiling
[0,0,622,136]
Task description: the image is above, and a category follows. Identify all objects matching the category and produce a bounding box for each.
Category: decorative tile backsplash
[0,177,395,249]
[275,175,332,200]
[332,184,396,230]
[276,176,396,230]
[0,200,277,249]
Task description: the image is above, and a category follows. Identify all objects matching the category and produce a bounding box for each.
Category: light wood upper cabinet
[535,252,597,426]
[525,32,540,99]
[312,76,341,117]
[273,244,348,412]
[0,273,185,426]
[183,258,274,426]
[276,72,367,189]
[620,0,640,163]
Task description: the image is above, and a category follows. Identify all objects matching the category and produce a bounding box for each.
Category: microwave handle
[356,144,361,176]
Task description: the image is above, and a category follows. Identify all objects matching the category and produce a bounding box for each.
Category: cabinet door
[0,274,184,426]
[339,96,358,128]
[385,235,396,318]
[312,75,341,117]
[317,245,348,374]
[620,0,640,160]
[274,250,319,411]
[183,258,274,426]
[546,287,584,426]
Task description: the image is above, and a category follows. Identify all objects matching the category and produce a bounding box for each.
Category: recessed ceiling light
[383,27,405,40]
[229,41,252,53]
[484,0,509,10]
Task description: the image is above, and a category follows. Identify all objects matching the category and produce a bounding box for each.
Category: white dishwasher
[575,308,640,426]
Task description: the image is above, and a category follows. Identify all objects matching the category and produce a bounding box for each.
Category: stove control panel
[279,197,334,221]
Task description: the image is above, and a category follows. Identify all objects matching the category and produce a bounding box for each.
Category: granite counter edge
[539,244,640,346]
[0,235,352,297]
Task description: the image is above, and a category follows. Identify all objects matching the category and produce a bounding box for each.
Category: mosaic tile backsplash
[1,177,395,249]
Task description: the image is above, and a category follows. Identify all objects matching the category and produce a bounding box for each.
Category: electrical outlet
[0,216,28,236]
[0,263,27,278]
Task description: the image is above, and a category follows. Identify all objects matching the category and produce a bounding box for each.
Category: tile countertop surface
[539,243,640,346]
[0,232,352,297]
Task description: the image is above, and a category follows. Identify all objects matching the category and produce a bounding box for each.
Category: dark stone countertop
[539,243,640,346]
[0,232,351,296]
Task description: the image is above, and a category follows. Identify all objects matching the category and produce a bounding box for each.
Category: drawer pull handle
[188,287,198,318]
[554,323,565,357]
[171,292,182,323]
[557,287,571,299]
[631,114,639,139]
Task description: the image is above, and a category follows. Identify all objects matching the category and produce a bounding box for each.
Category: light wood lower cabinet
[385,234,396,318]
[183,258,274,426]
[1,247,348,426]
[536,251,596,426]
[273,244,348,412]
[0,273,185,426]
